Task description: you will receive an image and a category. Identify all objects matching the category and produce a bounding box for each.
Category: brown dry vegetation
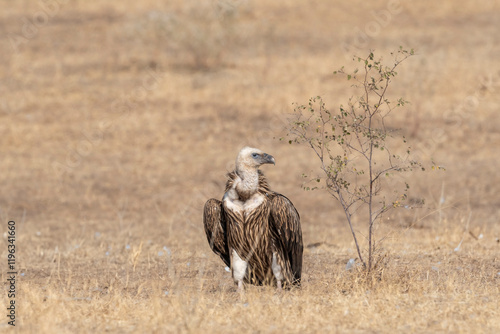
[1,0,499,332]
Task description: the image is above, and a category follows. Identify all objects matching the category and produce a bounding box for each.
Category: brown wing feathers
[269,194,303,284]
[203,199,230,267]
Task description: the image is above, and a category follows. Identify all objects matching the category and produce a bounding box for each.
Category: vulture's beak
[262,153,275,165]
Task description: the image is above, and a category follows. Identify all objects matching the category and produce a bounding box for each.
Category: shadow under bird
[203,147,303,291]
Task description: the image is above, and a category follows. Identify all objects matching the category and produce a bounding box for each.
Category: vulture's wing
[269,194,303,283]
[203,198,230,267]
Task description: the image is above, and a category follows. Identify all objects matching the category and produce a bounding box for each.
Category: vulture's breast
[223,187,267,219]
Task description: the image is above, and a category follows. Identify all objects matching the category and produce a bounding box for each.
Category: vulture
[203,147,303,291]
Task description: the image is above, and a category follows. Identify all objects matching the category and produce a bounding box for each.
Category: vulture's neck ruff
[235,165,260,201]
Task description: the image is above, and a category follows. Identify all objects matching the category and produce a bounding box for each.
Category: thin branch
[338,191,366,268]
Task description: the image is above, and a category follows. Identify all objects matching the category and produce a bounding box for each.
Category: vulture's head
[236,147,275,171]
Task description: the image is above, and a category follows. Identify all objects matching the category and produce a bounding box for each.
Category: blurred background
[1,0,499,283]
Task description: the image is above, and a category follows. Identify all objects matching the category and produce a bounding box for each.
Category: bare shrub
[284,48,441,272]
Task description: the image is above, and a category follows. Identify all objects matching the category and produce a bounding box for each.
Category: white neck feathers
[235,165,259,199]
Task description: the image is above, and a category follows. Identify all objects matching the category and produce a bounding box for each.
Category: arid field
[1,0,499,332]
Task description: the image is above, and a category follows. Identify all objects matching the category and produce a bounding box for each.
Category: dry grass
[1,0,499,332]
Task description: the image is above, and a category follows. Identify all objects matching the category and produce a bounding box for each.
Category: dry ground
[1,0,499,332]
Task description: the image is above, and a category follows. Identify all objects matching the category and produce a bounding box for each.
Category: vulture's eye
[252,153,259,158]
